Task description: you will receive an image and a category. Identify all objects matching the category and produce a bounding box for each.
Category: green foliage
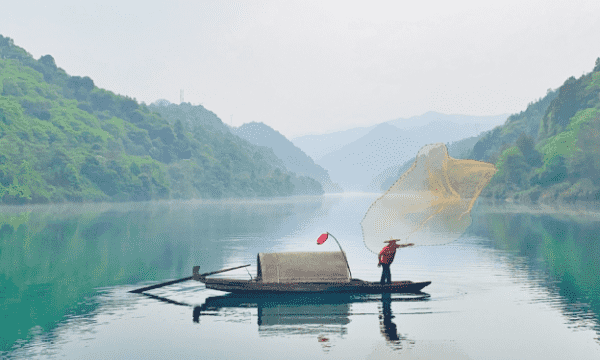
[540,70,600,140]
[471,89,558,162]
[516,132,543,167]
[480,60,600,202]
[0,35,309,203]
[531,155,567,187]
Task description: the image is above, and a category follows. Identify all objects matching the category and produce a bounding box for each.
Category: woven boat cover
[257,251,350,283]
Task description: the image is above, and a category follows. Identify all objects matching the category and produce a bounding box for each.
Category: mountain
[231,122,341,192]
[291,112,507,163]
[148,102,326,196]
[474,58,600,203]
[151,99,231,135]
[388,111,508,131]
[0,34,319,203]
[468,91,558,163]
[391,116,505,148]
[291,125,376,161]
[317,123,423,191]
[374,133,487,192]
[312,113,507,191]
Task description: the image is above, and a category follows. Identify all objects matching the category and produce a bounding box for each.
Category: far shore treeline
[0,35,323,204]
[468,58,600,204]
[375,58,600,205]
[2,33,600,206]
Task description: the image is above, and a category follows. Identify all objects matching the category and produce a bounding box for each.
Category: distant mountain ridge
[317,123,421,191]
[231,122,341,192]
[291,125,376,161]
[303,113,508,191]
[292,112,508,162]
[374,133,487,192]
[388,111,509,130]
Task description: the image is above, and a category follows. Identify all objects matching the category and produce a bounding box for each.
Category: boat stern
[192,266,204,281]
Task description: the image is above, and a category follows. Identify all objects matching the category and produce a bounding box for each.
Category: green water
[469,203,600,331]
[1,196,600,359]
[0,197,327,353]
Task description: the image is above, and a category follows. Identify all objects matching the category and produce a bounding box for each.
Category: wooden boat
[193,250,431,294]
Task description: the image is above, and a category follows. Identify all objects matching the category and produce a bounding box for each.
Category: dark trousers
[380,264,391,285]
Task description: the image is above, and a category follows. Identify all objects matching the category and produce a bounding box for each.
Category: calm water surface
[1,194,600,359]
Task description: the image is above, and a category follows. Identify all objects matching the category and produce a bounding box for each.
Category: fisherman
[378,239,414,285]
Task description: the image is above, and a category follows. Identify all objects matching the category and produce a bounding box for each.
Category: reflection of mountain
[468,207,600,337]
[0,197,328,353]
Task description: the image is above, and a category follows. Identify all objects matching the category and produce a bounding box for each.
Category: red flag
[317,233,328,245]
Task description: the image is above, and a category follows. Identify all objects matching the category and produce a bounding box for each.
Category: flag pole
[327,232,352,279]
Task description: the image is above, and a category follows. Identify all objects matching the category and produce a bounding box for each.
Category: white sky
[2,1,600,138]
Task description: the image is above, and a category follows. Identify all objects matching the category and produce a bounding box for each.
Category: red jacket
[379,243,400,265]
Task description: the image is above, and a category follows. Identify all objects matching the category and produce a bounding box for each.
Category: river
[1,194,599,359]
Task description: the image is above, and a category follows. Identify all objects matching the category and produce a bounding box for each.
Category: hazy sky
[2,1,600,138]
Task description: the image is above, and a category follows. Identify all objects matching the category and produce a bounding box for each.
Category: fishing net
[361,143,496,253]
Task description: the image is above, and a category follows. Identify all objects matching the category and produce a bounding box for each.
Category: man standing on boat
[378,240,414,285]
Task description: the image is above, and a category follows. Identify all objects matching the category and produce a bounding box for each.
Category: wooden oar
[129,264,251,294]
[196,264,251,278]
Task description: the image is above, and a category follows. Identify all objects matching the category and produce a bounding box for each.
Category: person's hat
[384,239,400,243]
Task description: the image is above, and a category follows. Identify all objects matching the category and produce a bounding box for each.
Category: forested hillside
[0,35,317,204]
[468,90,558,162]
[473,58,600,203]
[232,122,339,192]
[150,103,324,195]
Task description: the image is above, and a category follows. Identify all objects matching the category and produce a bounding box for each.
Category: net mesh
[361,143,496,253]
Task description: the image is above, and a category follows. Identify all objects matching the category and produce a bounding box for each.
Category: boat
[192,250,431,294]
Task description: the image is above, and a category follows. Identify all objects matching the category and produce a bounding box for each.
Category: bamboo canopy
[256,251,351,283]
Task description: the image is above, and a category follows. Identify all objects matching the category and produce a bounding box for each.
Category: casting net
[361,143,497,253]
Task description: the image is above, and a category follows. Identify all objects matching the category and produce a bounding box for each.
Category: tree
[503,151,529,188]
[174,119,185,140]
[516,133,542,167]
[67,76,94,92]
[119,97,138,114]
[532,156,567,187]
[90,90,115,111]
[39,55,57,69]
[594,57,600,72]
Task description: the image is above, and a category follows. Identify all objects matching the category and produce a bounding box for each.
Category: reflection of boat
[193,292,430,336]
[193,251,431,294]
[194,293,354,335]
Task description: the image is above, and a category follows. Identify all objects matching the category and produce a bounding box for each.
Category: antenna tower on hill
[180,89,184,104]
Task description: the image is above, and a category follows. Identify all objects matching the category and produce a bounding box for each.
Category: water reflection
[379,293,412,350]
[469,204,600,342]
[193,292,428,349]
[4,196,600,358]
[0,196,327,354]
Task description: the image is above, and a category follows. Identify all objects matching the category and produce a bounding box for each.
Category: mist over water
[2,195,600,359]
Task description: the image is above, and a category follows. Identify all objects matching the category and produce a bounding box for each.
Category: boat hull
[198,278,431,294]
